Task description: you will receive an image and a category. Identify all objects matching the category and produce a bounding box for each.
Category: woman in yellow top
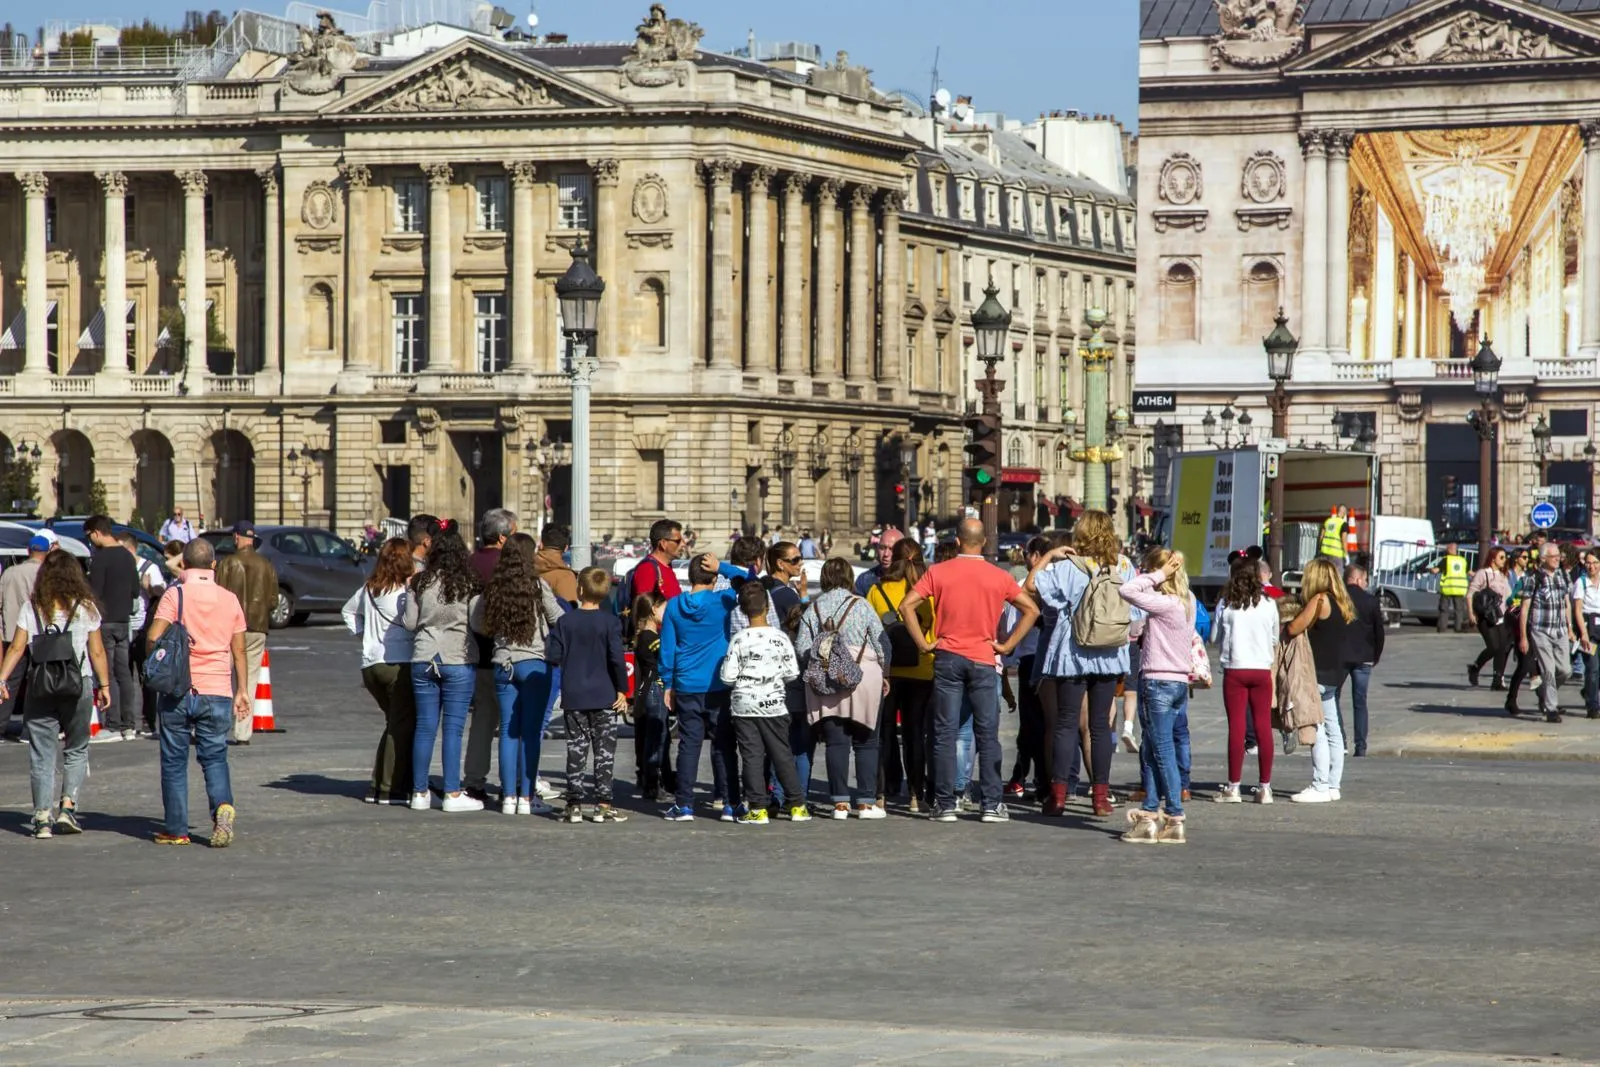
[866,539,936,812]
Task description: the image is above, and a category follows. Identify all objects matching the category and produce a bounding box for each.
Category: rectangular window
[1082,276,1093,313]
[392,294,425,373]
[1009,192,1023,230]
[1034,353,1045,407]
[637,449,665,511]
[394,180,425,233]
[931,176,947,218]
[1126,282,1136,327]
[380,420,407,445]
[1035,271,1047,311]
[905,330,917,378]
[962,255,972,303]
[959,182,974,220]
[44,196,56,245]
[905,245,917,290]
[558,174,591,230]
[1059,353,1070,410]
[1550,409,1588,436]
[985,187,999,224]
[124,195,136,242]
[204,193,215,241]
[1104,277,1115,314]
[1011,264,1021,310]
[1060,271,1071,311]
[935,250,946,294]
[935,331,947,391]
[474,176,507,232]
[474,292,507,372]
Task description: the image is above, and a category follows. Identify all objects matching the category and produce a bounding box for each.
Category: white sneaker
[408,792,432,811]
[514,797,531,815]
[1119,726,1139,753]
[1290,787,1333,804]
[534,778,560,800]
[1255,784,1274,804]
[120,728,138,742]
[855,804,886,820]
[1214,783,1242,803]
[1328,788,1342,801]
[501,797,519,815]
[441,792,485,813]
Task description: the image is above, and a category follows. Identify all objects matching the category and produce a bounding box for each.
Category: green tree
[58,29,94,51]
[120,20,180,48]
[0,460,39,515]
[87,479,109,517]
[181,10,227,45]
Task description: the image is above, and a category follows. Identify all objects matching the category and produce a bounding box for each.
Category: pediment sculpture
[374,58,554,112]
[621,3,703,87]
[1209,0,1306,70]
[284,11,368,95]
[1360,11,1558,68]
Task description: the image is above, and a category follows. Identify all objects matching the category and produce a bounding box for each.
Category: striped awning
[0,301,57,350]
[77,299,136,350]
[154,299,213,348]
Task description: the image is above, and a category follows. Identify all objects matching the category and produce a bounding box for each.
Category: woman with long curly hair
[1212,556,1279,803]
[865,537,934,810]
[0,549,112,838]
[341,538,417,805]
[471,532,563,815]
[1287,557,1357,803]
[402,525,484,812]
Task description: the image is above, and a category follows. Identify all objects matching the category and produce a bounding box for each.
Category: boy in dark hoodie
[660,552,744,822]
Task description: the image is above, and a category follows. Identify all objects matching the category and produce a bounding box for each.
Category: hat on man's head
[28,529,59,553]
[232,520,257,538]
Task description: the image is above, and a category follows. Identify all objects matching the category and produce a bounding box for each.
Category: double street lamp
[285,445,323,525]
[1465,338,1502,562]
[1263,309,1298,578]
[969,281,1011,560]
[1532,412,1551,487]
[555,242,605,569]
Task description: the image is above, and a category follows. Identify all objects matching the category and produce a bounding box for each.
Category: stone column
[879,190,904,384]
[1299,131,1328,354]
[1581,121,1600,354]
[17,172,49,376]
[746,165,776,372]
[423,162,453,371]
[847,185,873,381]
[589,158,619,359]
[508,161,538,371]
[814,178,842,379]
[703,158,737,368]
[178,170,208,378]
[1325,131,1353,359]
[97,170,128,378]
[338,162,370,369]
[258,166,282,377]
[780,173,807,375]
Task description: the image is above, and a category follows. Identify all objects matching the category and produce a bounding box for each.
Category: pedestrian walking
[1116,548,1195,844]
[1466,547,1514,690]
[214,520,276,745]
[342,538,417,805]
[630,590,672,801]
[660,553,745,822]
[1573,550,1600,719]
[1212,557,1279,804]
[0,530,54,742]
[899,517,1038,824]
[0,550,112,838]
[120,531,166,739]
[546,567,630,823]
[1434,542,1470,634]
[472,532,563,815]
[401,525,483,812]
[83,515,139,743]
[1342,563,1386,757]
[865,538,935,811]
[796,557,893,820]
[158,507,197,545]
[144,538,250,845]
[721,581,806,824]
[1517,543,1576,724]
[463,508,516,803]
[1287,559,1355,803]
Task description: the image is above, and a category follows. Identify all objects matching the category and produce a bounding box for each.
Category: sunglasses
[780,556,801,564]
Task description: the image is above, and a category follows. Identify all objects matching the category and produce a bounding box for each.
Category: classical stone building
[0,7,939,541]
[1139,0,1600,535]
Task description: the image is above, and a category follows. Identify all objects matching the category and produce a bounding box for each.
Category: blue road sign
[1530,501,1559,530]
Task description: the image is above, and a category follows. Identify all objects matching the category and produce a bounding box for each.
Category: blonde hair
[1300,558,1356,623]
[1072,510,1121,568]
[1141,546,1195,622]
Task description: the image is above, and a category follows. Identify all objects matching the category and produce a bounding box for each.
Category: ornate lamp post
[555,241,605,569]
[1531,413,1552,487]
[1466,337,1502,562]
[899,438,917,536]
[1078,308,1113,512]
[524,434,569,535]
[285,445,323,525]
[969,281,1011,559]
[1263,308,1298,577]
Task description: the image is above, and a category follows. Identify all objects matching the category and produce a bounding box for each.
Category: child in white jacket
[719,582,806,825]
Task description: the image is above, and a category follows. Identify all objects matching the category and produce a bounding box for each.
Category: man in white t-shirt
[121,531,167,737]
[158,508,197,544]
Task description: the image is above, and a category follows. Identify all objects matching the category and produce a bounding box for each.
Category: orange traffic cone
[1346,516,1360,556]
[252,648,284,733]
[89,705,101,738]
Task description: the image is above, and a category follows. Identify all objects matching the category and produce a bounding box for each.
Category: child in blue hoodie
[660,552,746,822]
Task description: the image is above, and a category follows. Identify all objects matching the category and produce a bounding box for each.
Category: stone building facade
[0,7,950,542]
[1138,0,1600,536]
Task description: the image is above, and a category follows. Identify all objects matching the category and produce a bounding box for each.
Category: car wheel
[270,590,291,629]
[1379,589,1404,625]
[290,611,311,626]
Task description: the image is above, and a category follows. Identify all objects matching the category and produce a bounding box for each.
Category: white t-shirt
[1572,573,1600,618]
[130,557,167,632]
[20,600,103,678]
[717,625,799,717]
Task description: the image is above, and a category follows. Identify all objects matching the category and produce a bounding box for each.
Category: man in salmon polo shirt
[144,538,251,847]
[898,517,1038,824]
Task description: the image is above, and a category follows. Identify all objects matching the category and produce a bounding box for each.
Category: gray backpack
[1069,557,1131,650]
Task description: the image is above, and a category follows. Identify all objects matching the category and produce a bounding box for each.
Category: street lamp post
[555,242,605,570]
[729,488,741,538]
[524,434,567,535]
[1467,338,1502,562]
[1532,412,1551,487]
[1080,309,1112,512]
[969,282,1011,560]
[899,439,916,538]
[1263,309,1299,578]
[285,446,321,525]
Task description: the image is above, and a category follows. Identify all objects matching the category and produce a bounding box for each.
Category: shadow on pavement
[1402,702,1521,719]
[260,773,367,800]
[1385,680,1475,690]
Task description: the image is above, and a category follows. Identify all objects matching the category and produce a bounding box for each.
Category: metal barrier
[379,517,408,540]
[1371,539,1473,626]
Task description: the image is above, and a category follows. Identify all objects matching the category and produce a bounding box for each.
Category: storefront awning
[1001,467,1042,485]
[77,300,136,350]
[1132,497,1154,518]
[0,301,57,350]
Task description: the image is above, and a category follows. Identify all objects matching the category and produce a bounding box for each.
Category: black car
[202,524,371,628]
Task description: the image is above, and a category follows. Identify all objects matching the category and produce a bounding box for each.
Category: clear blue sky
[86,0,1139,127]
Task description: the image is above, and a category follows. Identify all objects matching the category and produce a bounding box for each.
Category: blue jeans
[930,652,1003,808]
[411,662,475,794]
[157,692,234,838]
[782,685,815,805]
[1137,678,1188,817]
[673,689,735,808]
[1310,684,1345,792]
[495,660,551,800]
[955,698,975,794]
[635,681,671,792]
[1339,663,1372,755]
[1174,702,1191,793]
[542,665,562,734]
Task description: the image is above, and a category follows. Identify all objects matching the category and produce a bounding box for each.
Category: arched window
[306,283,334,351]
[1244,260,1281,342]
[1158,262,1197,343]
[1006,436,1024,468]
[640,278,667,348]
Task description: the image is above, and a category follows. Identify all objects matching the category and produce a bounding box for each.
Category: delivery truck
[1162,446,1378,598]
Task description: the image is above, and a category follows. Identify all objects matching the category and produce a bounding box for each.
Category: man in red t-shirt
[899,518,1038,823]
[631,518,686,601]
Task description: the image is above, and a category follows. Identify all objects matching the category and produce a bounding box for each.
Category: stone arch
[208,428,256,528]
[637,276,667,349]
[49,429,96,517]
[131,428,176,530]
[305,282,336,352]
[1243,258,1283,343]
[1159,259,1199,344]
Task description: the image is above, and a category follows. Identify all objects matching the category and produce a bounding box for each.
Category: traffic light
[1442,474,1457,498]
[894,482,906,510]
[964,410,1002,499]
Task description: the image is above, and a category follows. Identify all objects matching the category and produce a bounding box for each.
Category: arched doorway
[131,429,175,532]
[51,430,95,517]
[209,429,255,529]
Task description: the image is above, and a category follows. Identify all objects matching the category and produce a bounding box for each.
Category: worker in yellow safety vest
[1435,541,1469,634]
[1319,505,1349,561]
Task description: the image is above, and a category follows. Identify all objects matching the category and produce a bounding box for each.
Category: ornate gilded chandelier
[1423,145,1511,328]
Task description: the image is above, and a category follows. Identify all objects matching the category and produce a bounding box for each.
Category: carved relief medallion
[302,180,339,230]
[631,173,669,224]
[1240,150,1286,204]
[1158,153,1202,205]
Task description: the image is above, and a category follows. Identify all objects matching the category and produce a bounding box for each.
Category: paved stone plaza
[2,623,1598,1066]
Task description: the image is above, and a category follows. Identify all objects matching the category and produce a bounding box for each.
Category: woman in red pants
[1211,557,1280,804]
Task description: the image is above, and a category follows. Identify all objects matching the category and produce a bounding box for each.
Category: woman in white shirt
[1211,557,1280,804]
[1573,550,1600,718]
[342,538,417,805]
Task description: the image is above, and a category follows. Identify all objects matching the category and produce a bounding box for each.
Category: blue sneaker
[662,804,696,822]
[720,804,738,823]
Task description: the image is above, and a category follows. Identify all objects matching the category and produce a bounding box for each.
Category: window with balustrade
[394,180,425,233]
[475,292,508,372]
[475,176,507,232]
[392,294,426,373]
[558,174,591,230]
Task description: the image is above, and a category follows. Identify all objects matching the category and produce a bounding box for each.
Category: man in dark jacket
[85,515,140,742]
[214,520,278,743]
[1342,563,1387,757]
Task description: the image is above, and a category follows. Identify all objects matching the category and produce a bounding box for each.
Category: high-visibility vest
[1440,554,1468,596]
[1320,515,1347,559]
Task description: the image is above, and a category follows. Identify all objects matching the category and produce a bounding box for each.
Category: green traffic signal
[975,470,993,485]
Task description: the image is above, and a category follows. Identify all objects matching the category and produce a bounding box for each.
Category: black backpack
[144,584,193,697]
[1471,585,1502,626]
[27,599,84,704]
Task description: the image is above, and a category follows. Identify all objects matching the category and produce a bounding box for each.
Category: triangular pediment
[1284,0,1600,77]
[325,38,619,116]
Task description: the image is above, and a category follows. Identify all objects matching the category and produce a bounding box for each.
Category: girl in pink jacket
[1117,548,1195,845]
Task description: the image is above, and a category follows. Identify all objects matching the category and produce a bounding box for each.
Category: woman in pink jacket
[1117,547,1194,844]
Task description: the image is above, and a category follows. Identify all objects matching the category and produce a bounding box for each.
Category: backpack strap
[873,580,903,615]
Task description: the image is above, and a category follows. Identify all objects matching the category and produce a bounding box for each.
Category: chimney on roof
[544,32,567,43]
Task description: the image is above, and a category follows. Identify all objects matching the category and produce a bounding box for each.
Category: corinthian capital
[1297,130,1327,158]
[423,162,453,189]
[849,185,874,211]
[507,161,537,188]
[700,158,737,188]
[589,158,620,187]
[337,161,370,190]
[176,169,208,196]
[1582,120,1600,150]
[816,178,843,206]
[1324,131,1354,159]
[783,173,808,199]
[748,165,778,194]
[16,171,48,197]
[95,170,129,197]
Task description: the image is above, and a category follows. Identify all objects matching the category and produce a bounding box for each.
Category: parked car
[18,519,165,570]
[201,525,371,628]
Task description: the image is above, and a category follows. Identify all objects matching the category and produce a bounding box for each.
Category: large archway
[209,429,255,529]
[50,430,96,517]
[131,429,175,532]
[0,433,44,515]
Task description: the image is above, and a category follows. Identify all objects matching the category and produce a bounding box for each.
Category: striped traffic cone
[89,704,101,738]
[1346,516,1360,557]
[252,648,284,733]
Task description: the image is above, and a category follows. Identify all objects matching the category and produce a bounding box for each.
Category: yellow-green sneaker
[737,807,769,825]
[210,803,236,848]
[788,805,812,823]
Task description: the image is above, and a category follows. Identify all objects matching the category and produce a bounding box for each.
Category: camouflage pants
[565,708,618,802]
